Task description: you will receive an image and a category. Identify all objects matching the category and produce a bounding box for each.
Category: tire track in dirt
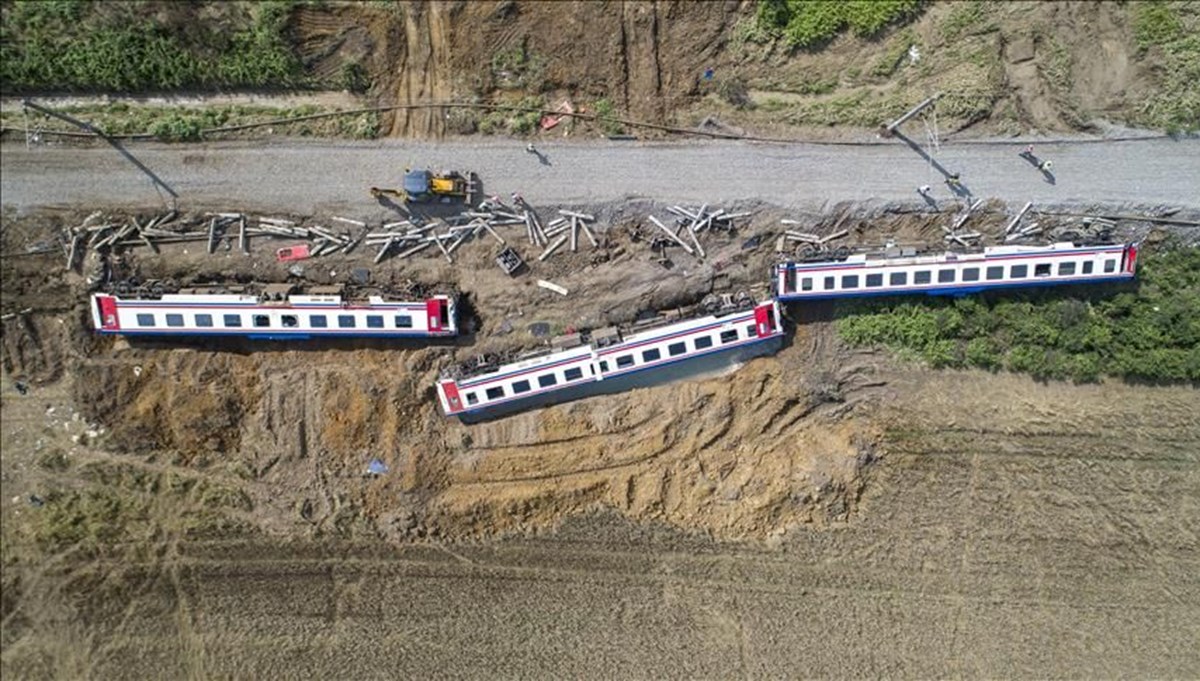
[390,3,452,138]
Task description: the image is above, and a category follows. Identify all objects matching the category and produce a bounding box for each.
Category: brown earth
[1,202,1195,676]
[285,0,1162,139]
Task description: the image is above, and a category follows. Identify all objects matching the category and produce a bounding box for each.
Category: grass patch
[490,41,547,91]
[593,98,625,136]
[835,245,1200,383]
[757,0,926,49]
[1134,1,1185,49]
[477,96,546,136]
[1128,1,1200,132]
[938,0,986,42]
[4,103,382,141]
[1,1,311,93]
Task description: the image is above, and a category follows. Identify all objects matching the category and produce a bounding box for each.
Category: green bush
[593,98,624,136]
[834,245,1200,382]
[756,0,925,49]
[0,1,309,93]
[1134,1,1184,49]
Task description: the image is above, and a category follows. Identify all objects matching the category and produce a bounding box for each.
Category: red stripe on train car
[426,299,443,332]
[98,295,120,330]
[439,380,463,413]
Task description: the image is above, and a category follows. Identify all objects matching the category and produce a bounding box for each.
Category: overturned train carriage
[775,241,1139,301]
[437,300,784,422]
[91,283,458,339]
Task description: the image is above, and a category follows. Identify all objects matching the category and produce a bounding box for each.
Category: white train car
[775,242,1139,302]
[436,300,784,422]
[90,284,457,339]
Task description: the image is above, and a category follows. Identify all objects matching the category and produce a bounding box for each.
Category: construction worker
[1022,144,1034,156]
[526,142,537,154]
[945,173,962,188]
[1038,160,1053,172]
[918,184,932,196]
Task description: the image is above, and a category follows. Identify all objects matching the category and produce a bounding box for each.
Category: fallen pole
[885,93,941,134]
[648,215,694,255]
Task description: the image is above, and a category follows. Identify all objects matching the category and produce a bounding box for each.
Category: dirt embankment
[2,200,938,544]
[282,1,1176,139]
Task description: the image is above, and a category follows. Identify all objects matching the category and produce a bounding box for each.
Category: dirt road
[3,137,1199,215]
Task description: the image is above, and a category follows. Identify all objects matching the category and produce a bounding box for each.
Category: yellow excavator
[370,168,478,205]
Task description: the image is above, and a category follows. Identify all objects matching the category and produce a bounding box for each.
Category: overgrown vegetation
[755,0,925,49]
[592,98,625,136]
[4,103,381,142]
[1129,1,1200,132]
[490,41,546,91]
[477,96,545,136]
[0,0,309,93]
[835,245,1200,383]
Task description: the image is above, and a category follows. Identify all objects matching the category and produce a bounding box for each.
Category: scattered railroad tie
[536,279,569,296]
[645,205,752,262]
[778,217,850,259]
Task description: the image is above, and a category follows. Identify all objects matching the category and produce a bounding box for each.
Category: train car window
[801,277,813,291]
[466,392,479,405]
[668,342,687,357]
[745,325,757,338]
[598,361,609,372]
[137,314,155,327]
[720,329,739,344]
[394,315,413,328]
[1010,265,1028,278]
[195,314,213,327]
[282,315,298,328]
[866,273,884,287]
[338,315,355,328]
[784,271,797,293]
[166,314,184,327]
[841,275,859,289]
[485,386,505,400]
[538,374,557,388]
[224,314,242,327]
[694,336,714,350]
[1058,262,1076,276]
[1035,263,1052,277]
[616,355,635,368]
[564,367,584,381]
[1104,259,1116,273]
[1082,261,1094,274]
[366,315,384,329]
[986,266,1004,281]
[938,270,956,283]
[642,348,661,362]
[890,272,907,286]
[253,315,270,328]
[823,276,835,290]
[512,380,531,394]
[914,271,932,285]
[310,315,328,328]
[962,268,980,282]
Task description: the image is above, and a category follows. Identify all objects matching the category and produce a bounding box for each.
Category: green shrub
[593,97,624,135]
[834,245,1200,382]
[756,0,925,49]
[1134,1,1184,49]
[0,0,309,93]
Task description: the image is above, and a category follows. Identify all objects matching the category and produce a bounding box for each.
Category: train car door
[426,298,444,333]
[754,304,776,337]
[1124,243,1139,274]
